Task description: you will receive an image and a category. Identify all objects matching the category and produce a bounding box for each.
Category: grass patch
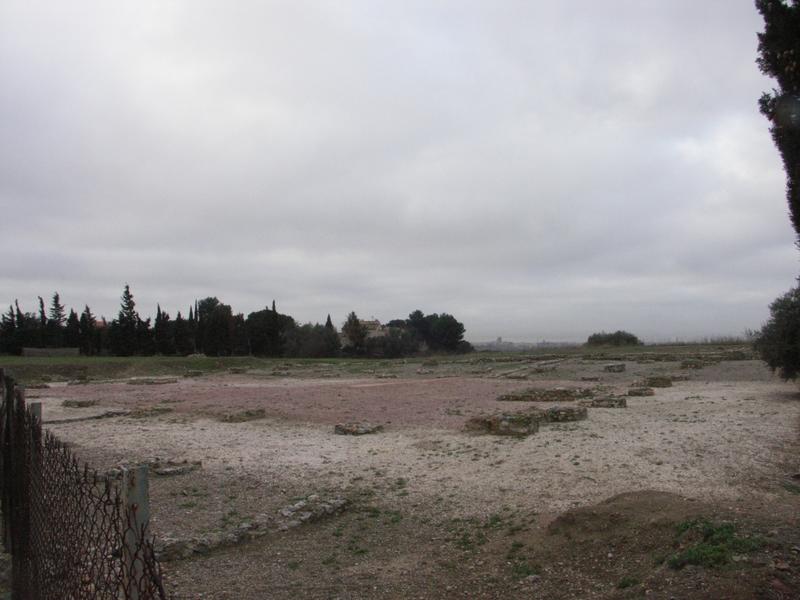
[510,560,539,579]
[667,519,763,570]
[782,481,800,495]
[617,576,639,589]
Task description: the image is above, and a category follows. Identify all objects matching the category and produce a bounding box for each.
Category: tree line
[0,285,471,358]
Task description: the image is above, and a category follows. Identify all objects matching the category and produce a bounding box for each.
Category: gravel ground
[26,357,800,599]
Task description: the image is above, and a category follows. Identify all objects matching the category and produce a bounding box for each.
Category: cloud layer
[0,1,795,341]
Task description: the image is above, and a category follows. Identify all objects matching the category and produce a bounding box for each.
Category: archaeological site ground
[5,344,800,599]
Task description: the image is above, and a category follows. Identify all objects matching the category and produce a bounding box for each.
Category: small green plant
[321,554,338,567]
[617,576,639,589]
[667,519,763,570]
[485,513,503,529]
[386,511,403,524]
[510,560,538,579]
[287,560,301,571]
[506,541,525,559]
[782,481,800,494]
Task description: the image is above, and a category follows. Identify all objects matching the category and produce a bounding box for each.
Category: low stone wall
[465,413,540,437]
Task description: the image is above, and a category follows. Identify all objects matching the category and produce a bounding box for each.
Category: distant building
[340,318,389,346]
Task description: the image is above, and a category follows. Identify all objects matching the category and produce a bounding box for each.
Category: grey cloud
[1,1,796,341]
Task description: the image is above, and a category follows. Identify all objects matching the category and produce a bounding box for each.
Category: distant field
[0,341,755,385]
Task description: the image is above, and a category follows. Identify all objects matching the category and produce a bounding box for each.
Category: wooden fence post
[122,465,150,599]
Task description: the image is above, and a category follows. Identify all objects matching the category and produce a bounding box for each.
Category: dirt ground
[22,349,800,599]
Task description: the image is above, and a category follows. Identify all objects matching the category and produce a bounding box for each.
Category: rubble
[334,422,383,435]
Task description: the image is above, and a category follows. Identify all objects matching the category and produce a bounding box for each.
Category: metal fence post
[122,465,150,600]
[0,368,8,552]
[28,402,41,426]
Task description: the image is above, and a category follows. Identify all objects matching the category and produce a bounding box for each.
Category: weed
[362,506,381,518]
[485,513,503,529]
[667,519,763,570]
[287,560,301,571]
[386,511,403,524]
[782,481,800,495]
[617,576,639,589]
[506,541,525,560]
[321,555,338,567]
[510,560,538,579]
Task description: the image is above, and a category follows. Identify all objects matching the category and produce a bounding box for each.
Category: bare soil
[24,352,800,599]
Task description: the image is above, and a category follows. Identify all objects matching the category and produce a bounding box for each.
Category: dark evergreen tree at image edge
[754,1,800,378]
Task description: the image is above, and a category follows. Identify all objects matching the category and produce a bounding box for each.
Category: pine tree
[49,292,66,325]
[325,314,335,330]
[47,292,66,346]
[79,305,97,355]
[65,309,80,347]
[342,311,368,354]
[109,284,139,355]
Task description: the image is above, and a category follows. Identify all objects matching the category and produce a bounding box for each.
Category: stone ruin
[680,359,704,370]
[105,458,202,480]
[627,387,655,397]
[62,399,99,408]
[466,403,590,435]
[544,405,588,422]
[465,413,540,437]
[582,396,627,408]
[497,387,594,402]
[219,408,266,423]
[157,494,348,561]
[334,422,383,435]
[126,378,178,386]
[644,376,672,388]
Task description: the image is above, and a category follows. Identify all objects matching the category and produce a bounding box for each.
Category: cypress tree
[0,305,17,354]
[174,311,193,356]
[154,305,175,355]
[756,0,800,237]
[37,296,46,346]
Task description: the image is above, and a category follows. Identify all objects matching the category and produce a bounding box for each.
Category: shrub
[753,285,800,379]
[586,330,641,346]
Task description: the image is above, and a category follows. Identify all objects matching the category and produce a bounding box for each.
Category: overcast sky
[0,1,796,342]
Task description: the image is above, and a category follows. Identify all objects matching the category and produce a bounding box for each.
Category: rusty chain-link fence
[0,369,171,599]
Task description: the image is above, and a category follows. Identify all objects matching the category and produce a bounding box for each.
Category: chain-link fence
[0,369,170,599]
